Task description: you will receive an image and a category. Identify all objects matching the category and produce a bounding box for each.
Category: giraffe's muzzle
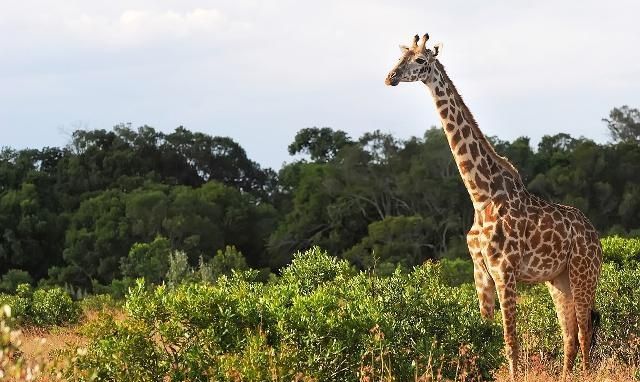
[385,71,399,86]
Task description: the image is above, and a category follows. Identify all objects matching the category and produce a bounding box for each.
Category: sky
[1,0,639,170]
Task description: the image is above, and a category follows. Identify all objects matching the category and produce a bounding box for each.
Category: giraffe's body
[385,34,602,381]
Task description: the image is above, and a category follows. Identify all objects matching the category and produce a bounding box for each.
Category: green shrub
[517,284,562,359]
[343,216,439,270]
[73,249,503,381]
[515,238,640,365]
[92,277,136,299]
[601,235,640,266]
[280,246,354,293]
[0,269,33,293]
[166,250,196,287]
[200,245,249,283]
[31,287,81,326]
[120,236,171,284]
[0,293,30,324]
[594,263,640,364]
[80,293,120,312]
[0,285,80,326]
[439,258,474,286]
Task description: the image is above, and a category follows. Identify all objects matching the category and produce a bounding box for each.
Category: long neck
[424,61,523,209]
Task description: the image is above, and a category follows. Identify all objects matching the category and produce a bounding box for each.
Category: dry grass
[16,326,86,364]
[493,359,638,382]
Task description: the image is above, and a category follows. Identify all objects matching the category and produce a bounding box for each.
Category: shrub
[0,269,33,293]
[79,293,120,312]
[601,235,640,266]
[120,236,171,284]
[439,258,474,286]
[343,215,439,270]
[515,237,640,366]
[594,263,640,364]
[517,284,562,359]
[0,285,80,326]
[72,249,503,381]
[166,250,195,287]
[0,293,29,324]
[209,246,248,277]
[31,287,81,326]
[281,246,354,293]
[199,245,249,283]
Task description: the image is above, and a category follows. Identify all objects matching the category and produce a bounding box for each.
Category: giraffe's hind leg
[546,269,578,381]
[569,255,599,373]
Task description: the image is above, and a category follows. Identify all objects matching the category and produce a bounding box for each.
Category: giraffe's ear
[399,45,410,53]
[428,43,443,63]
[433,42,443,57]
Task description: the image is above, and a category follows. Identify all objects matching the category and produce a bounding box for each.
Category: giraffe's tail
[590,309,601,357]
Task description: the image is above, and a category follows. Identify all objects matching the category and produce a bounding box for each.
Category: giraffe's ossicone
[385,34,603,382]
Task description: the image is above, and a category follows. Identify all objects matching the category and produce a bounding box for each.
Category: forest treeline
[1,106,639,290]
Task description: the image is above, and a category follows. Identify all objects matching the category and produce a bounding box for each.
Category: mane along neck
[432,60,522,183]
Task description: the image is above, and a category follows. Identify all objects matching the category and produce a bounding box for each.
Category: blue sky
[1,0,639,169]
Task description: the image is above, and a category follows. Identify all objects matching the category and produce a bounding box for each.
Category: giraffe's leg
[471,257,496,319]
[467,229,496,319]
[569,236,601,373]
[570,268,598,372]
[492,269,518,381]
[546,269,578,381]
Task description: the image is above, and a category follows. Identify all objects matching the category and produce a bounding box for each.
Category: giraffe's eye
[415,57,426,64]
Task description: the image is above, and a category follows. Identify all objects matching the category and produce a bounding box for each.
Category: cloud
[63,8,250,47]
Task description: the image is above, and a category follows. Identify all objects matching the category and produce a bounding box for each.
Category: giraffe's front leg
[467,229,496,320]
[490,263,519,382]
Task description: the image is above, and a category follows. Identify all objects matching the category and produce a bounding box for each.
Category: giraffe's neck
[423,61,523,210]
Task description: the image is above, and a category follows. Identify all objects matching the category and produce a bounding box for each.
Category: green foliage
[73,248,503,381]
[510,238,640,366]
[594,263,640,364]
[601,235,640,266]
[280,246,354,293]
[288,127,353,162]
[31,287,81,326]
[79,293,120,312]
[604,105,640,143]
[344,215,439,271]
[517,284,562,358]
[0,269,33,293]
[439,258,474,286]
[166,250,194,287]
[120,236,171,284]
[0,284,79,326]
[3,110,640,294]
[200,245,249,283]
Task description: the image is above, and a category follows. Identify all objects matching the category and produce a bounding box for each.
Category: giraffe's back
[516,193,602,283]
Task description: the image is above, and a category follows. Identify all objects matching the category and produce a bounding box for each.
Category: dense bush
[601,235,640,266]
[63,238,640,380]
[0,269,33,293]
[73,247,503,381]
[513,238,640,366]
[0,284,80,326]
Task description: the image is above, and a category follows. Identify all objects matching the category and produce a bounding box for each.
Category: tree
[343,215,439,271]
[120,236,171,284]
[288,127,353,162]
[604,106,640,143]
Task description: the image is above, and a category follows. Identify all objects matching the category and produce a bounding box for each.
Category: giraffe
[385,34,602,381]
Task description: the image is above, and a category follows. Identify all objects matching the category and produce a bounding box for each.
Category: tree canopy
[1,107,640,289]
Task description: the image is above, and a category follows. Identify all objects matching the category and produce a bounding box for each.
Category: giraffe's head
[385,33,441,86]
